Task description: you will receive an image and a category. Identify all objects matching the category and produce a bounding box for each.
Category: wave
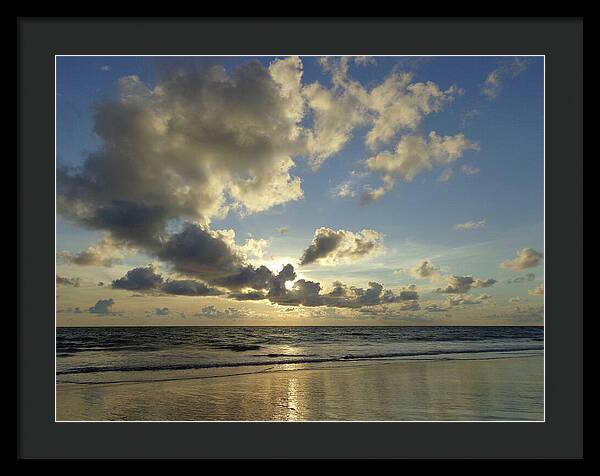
[56,345,543,376]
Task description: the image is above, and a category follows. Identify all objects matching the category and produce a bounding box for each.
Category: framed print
[18,17,583,459]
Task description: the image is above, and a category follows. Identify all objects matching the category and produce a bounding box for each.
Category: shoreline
[57,355,543,422]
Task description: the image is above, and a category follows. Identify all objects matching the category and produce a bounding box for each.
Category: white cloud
[460,164,480,175]
[481,58,529,99]
[437,168,454,183]
[501,248,543,270]
[240,238,269,259]
[59,59,309,237]
[454,219,486,231]
[528,283,544,296]
[364,132,479,199]
[304,58,463,168]
[366,74,461,149]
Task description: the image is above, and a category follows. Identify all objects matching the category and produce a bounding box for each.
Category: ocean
[56,326,543,385]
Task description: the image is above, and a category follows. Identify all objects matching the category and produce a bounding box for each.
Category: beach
[57,355,543,421]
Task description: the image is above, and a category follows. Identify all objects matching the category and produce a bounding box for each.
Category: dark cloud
[157,224,244,280]
[112,265,164,291]
[161,280,222,296]
[299,228,384,265]
[270,279,419,309]
[56,275,81,287]
[473,278,497,288]
[267,264,297,298]
[88,298,115,314]
[506,273,536,284]
[111,265,222,296]
[300,230,343,265]
[228,291,267,301]
[211,264,273,291]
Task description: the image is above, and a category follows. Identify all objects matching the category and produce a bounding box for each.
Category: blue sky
[56,56,544,325]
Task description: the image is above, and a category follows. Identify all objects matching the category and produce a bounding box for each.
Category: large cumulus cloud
[58,59,308,248]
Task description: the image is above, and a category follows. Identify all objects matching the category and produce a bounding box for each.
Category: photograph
[54,54,546,422]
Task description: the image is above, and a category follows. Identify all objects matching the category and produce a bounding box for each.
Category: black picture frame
[18,17,583,459]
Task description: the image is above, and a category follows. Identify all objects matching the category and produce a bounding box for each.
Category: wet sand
[56,355,543,421]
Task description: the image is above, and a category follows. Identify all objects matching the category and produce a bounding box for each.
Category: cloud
[161,279,223,296]
[360,175,395,204]
[506,273,536,284]
[481,58,529,99]
[304,58,462,168]
[509,297,521,303]
[56,275,80,287]
[436,275,496,294]
[112,265,164,291]
[331,171,369,200]
[437,168,454,183]
[196,305,248,319]
[88,298,115,314]
[460,109,480,128]
[276,226,289,235]
[446,293,492,307]
[100,65,112,72]
[501,248,543,270]
[111,265,222,296]
[364,132,479,199]
[365,73,461,149]
[58,60,309,253]
[408,260,440,281]
[454,219,486,230]
[460,164,480,175]
[270,279,419,308]
[303,59,370,167]
[299,227,384,265]
[228,291,267,301]
[528,283,544,296]
[353,56,376,66]
[240,238,269,259]
[60,237,127,267]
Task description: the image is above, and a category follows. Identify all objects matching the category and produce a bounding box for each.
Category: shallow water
[56,356,544,421]
[56,326,543,421]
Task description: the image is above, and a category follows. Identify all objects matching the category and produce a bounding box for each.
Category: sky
[56,56,544,326]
